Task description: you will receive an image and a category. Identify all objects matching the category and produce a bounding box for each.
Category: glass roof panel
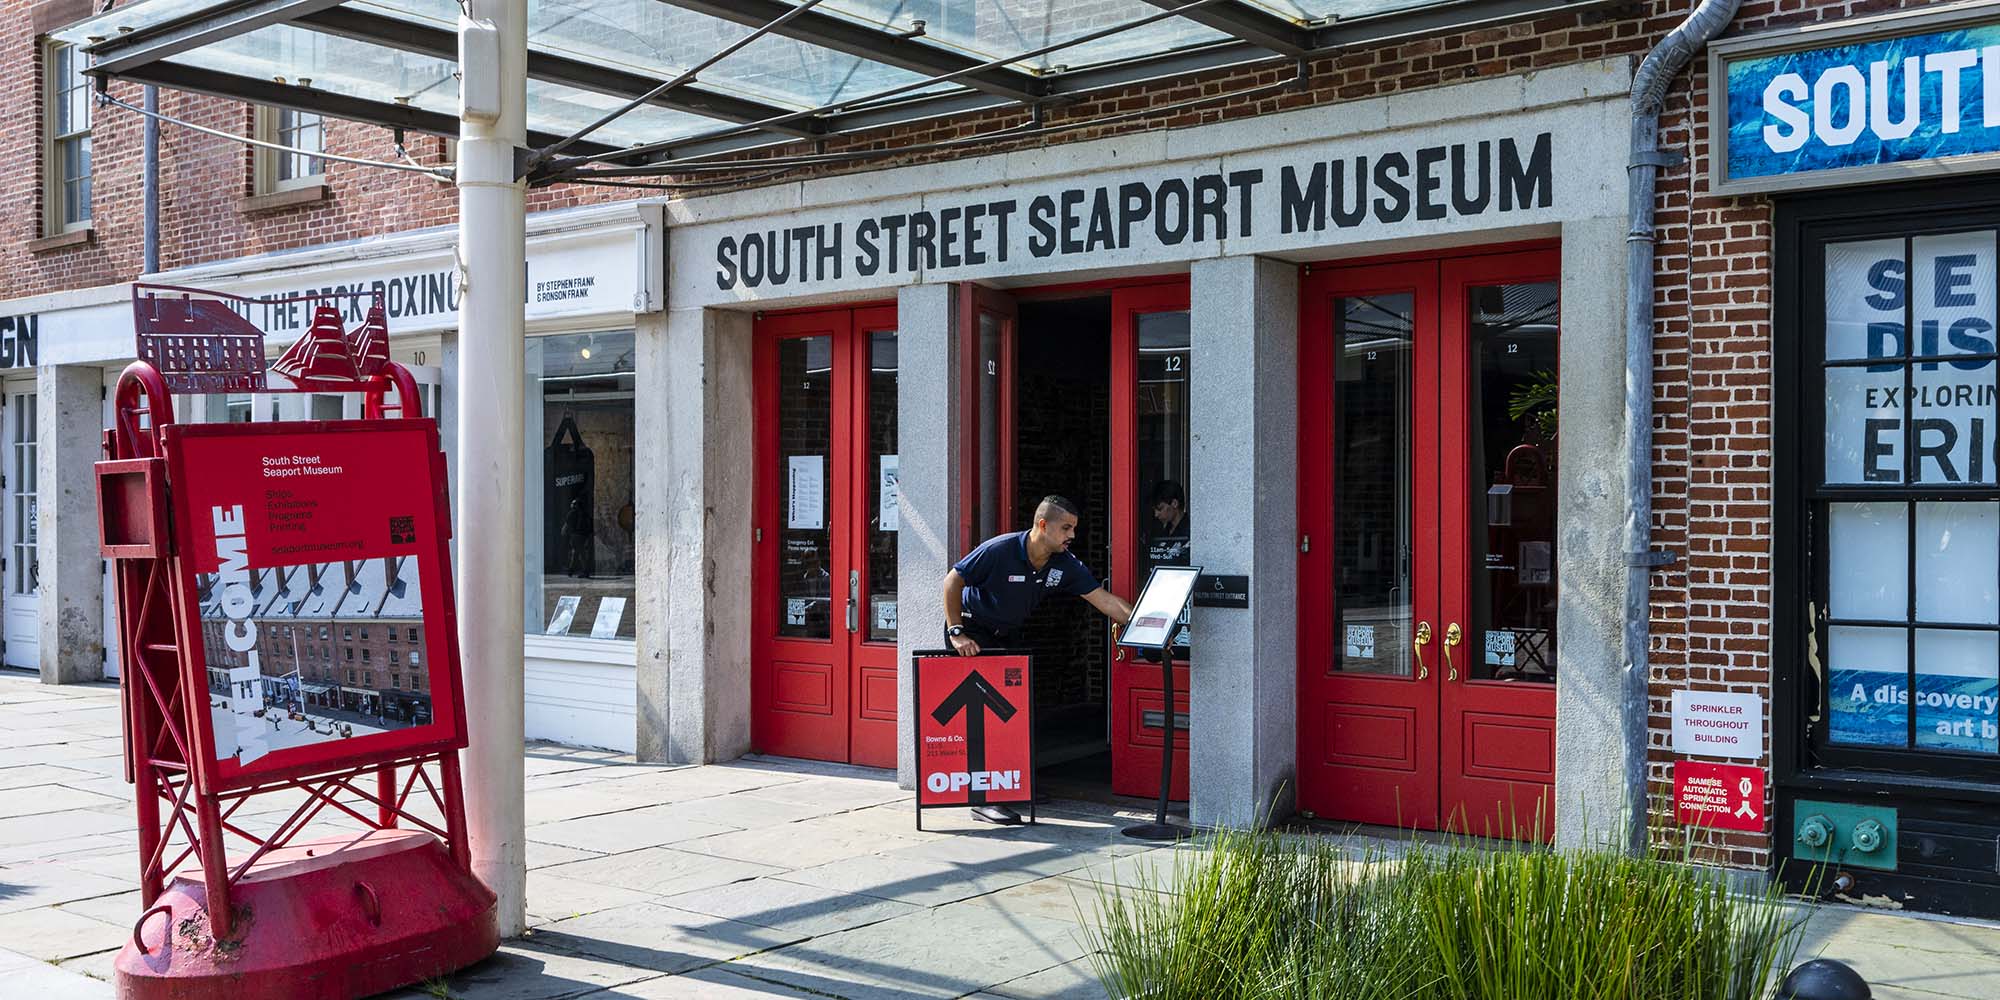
[91,21,722,146]
[358,0,940,111]
[1239,0,1460,20]
[812,2,1233,72]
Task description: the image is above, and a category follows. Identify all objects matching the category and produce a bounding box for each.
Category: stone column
[1187,256,1299,828]
[893,282,962,790]
[37,364,104,684]
[636,306,754,764]
[1554,215,1637,849]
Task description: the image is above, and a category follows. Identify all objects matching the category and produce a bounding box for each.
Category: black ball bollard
[1778,959,1871,1000]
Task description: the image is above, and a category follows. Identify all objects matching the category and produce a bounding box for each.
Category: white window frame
[254,106,326,195]
[43,40,91,236]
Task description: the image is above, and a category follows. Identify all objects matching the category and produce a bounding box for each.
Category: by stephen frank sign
[1710,2,2000,195]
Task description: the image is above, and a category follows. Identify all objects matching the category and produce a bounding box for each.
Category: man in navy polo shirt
[942,495,1133,823]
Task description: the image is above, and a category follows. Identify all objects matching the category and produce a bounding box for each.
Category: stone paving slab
[4,675,1999,1000]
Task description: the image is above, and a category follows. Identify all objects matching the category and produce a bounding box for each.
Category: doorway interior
[1012,295,1114,792]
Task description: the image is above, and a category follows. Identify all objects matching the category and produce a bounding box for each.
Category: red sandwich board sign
[913,651,1034,829]
[1674,760,1766,832]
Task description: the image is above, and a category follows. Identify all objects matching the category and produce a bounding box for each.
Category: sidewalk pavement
[0,673,1995,999]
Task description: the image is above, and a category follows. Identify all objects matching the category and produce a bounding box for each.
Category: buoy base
[115,829,497,1000]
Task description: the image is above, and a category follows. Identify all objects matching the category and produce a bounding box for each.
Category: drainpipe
[142,84,158,273]
[1625,0,1740,853]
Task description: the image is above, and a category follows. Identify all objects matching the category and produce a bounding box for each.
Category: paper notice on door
[786,598,809,627]
[879,455,900,532]
[590,597,628,639]
[1344,625,1375,659]
[873,599,898,632]
[788,455,824,529]
[1486,629,1517,667]
[545,595,581,635]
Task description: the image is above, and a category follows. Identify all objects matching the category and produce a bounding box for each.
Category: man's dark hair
[1149,479,1186,507]
[1035,495,1080,523]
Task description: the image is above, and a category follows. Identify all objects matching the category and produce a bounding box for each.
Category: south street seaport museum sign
[713,132,1551,292]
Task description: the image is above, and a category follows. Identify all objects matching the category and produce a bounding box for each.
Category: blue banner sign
[1716,10,2000,193]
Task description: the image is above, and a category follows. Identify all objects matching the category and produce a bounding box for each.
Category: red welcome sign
[1674,760,1766,832]
[914,653,1034,811]
[163,419,466,790]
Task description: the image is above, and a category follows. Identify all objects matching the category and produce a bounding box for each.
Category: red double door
[1297,249,1561,838]
[752,306,901,767]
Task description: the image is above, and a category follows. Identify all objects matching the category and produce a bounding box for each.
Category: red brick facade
[5,0,1949,870]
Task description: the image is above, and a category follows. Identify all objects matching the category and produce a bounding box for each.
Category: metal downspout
[143,85,158,274]
[1626,0,1740,852]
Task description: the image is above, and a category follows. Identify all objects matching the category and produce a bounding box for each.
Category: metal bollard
[1778,959,1871,1000]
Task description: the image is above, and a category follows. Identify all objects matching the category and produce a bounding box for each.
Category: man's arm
[1081,587,1134,626]
[942,569,979,656]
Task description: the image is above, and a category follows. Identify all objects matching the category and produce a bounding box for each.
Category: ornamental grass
[1083,827,1809,1000]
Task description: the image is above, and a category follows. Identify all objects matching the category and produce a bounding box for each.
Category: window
[360,627,368,640]
[388,629,398,644]
[391,673,401,690]
[343,627,352,640]
[407,627,417,642]
[44,42,90,235]
[389,650,399,664]
[347,669,355,684]
[528,331,637,641]
[1800,214,2000,766]
[361,649,370,663]
[319,626,329,639]
[345,648,353,661]
[409,650,420,666]
[254,107,324,194]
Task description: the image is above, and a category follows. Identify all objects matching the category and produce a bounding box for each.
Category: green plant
[1509,369,1559,441]
[1082,828,1809,1000]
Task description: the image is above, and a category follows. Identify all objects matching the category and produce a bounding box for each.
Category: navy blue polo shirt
[953,531,1101,632]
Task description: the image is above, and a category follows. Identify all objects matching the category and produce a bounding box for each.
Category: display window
[1789,192,2000,774]
[527,331,636,642]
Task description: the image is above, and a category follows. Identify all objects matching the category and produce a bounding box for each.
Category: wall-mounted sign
[1710,3,2000,195]
[1671,689,1765,760]
[1192,574,1249,609]
[1674,760,1765,832]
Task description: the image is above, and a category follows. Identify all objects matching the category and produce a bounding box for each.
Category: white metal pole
[457,0,528,936]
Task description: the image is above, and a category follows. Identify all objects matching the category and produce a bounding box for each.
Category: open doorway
[1013,296,1114,793]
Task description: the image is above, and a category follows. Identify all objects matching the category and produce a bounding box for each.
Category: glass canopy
[57,0,1584,173]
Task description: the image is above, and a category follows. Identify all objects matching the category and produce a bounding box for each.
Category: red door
[1298,261,1444,828]
[1110,282,1193,800]
[1297,249,1559,838]
[753,305,901,767]
[1437,251,1560,838]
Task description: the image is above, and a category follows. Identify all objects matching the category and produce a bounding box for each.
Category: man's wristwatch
[947,625,966,637]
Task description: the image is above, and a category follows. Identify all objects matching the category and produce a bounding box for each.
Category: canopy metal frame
[73,0,1617,185]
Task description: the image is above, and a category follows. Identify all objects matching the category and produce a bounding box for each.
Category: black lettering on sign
[705,130,1561,291]
[0,315,37,370]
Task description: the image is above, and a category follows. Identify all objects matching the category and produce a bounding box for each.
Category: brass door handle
[1445,622,1463,681]
[1413,621,1432,680]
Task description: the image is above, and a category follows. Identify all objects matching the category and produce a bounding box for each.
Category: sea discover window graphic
[1820,230,2000,756]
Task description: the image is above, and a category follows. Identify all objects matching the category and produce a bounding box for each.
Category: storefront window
[1817,231,2000,756]
[528,331,636,641]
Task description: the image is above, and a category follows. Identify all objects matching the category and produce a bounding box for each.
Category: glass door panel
[1466,281,1560,683]
[776,334,836,641]
[1334,293,1416,678]
[864,329,900,644]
